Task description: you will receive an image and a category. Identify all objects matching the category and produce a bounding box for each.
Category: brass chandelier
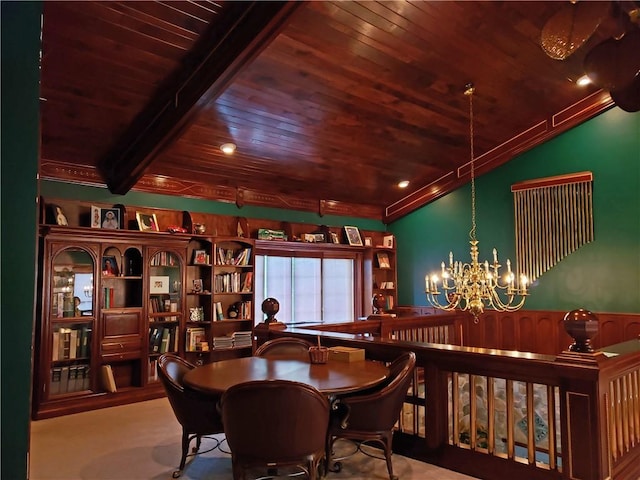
[425,84,528,320]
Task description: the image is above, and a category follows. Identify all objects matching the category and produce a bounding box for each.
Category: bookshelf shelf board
[186,292,212,296]
[211,345,253,352]
[186,321,212,325]
[51,317,94,324]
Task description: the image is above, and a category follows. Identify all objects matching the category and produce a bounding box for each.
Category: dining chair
[254,337,314,358]
[326,351,416,480]
[157,353,225,478]
[220,379,330,480]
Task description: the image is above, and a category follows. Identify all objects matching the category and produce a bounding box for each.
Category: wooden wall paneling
[517,313,537,353]
[532,313,556,355]
[498,313,517,351]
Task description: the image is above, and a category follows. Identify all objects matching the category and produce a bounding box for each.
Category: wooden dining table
[183,356,389,396]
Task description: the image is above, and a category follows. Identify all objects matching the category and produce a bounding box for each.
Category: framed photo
[51,204,68,226]
[192,279,203,293]
[331,232,340,244]
[383,234,395,248]
[343,226,363,246]
[376,252,391,269]
[102,255,119,276]
[193,249,207,265]
[101,208,120,229]
[149,275,170,294]
[91,205,101,228]
[136,212,159,232]
[364,237,373,246]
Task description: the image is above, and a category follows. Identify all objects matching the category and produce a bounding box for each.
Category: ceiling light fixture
[398,180,410,188]
[220,143,236,155]
[425,84,528,321]
[576,75,592,86]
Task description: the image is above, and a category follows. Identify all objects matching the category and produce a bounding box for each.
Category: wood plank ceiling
[39,1,623,222]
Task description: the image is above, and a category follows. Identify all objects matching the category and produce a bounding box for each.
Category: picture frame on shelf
[193,249,208,265]
[192,279,203,293]
[376,252,391,269]
[91,205,101,228]
[343,226,363,246]
[149,275,170,294]
[101,208,120,229]
[102,256,119,276]
[364,237,373,246]
[331,232,340,244]
[136,212,159,232]
[383,234,395,248]
[50,204,68,226]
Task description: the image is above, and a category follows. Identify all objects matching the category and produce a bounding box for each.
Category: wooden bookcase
[33,225,255,419]
[34,197,393,418]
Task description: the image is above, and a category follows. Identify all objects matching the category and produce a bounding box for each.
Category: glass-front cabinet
[37,242,98,414]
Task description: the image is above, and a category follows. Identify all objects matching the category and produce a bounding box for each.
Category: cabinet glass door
[50,247,95,397]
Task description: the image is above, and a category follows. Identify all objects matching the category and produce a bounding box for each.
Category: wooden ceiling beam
[98,1,303,194]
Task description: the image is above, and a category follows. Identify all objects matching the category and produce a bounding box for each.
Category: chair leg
[172,428,191,478]
[382,432,396,480]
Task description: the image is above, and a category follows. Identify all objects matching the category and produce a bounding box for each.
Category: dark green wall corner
[2,3,42,479]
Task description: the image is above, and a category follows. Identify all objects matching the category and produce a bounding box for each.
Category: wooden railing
[256,314,640,480]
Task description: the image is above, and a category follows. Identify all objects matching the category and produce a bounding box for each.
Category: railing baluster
[547,385,557,470]
[526,382,535,464]
[487,377,495,455]
[507,379,515,460]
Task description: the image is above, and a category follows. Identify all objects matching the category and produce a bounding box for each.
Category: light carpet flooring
[29,398,478,480]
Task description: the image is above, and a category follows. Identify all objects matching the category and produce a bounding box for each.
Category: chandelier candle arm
[425,84,528,320]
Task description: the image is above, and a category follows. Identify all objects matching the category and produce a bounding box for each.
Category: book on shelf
[100,364,117,393]
[50,367,62,395]
[215,302,224,321]
[242,272,253,292]
[159,327,171,353]
[186,327,206,352]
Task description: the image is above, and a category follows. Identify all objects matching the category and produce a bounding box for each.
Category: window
[254,254,355,325]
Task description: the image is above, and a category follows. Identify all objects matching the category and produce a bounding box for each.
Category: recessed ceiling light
[398,180,410,188]
[220,143,236,155]
[576,75,591,87]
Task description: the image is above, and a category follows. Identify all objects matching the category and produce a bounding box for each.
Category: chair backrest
[157,353,223,433]
[339,351,416,432]
[221,379,329,462]
[254,337,314,358]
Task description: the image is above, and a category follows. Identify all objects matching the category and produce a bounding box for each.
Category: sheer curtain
[254,255,354,325]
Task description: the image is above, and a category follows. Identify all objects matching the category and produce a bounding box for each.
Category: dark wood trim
[384,90,614,223]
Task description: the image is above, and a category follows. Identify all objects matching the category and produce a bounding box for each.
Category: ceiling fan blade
[584,28,640,90]
[541,1,610,60]
[610,73,640,112]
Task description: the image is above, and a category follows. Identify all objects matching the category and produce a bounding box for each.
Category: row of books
[379,281,395,289]
[50,365,90,394]
[148,326,179,354]
[149,295,179,315]
[150,252,179,266]
[216,247,251,266]
[52,326,91,361]
[103,287,116,309]
[214,272,252,293]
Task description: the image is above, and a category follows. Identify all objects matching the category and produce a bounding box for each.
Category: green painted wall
[391,108,640,314]
[1,3,42,479]
[40,181,386,232]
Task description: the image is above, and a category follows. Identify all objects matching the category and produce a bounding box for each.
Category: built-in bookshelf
[369,235,397,314]
[34,198,387,418]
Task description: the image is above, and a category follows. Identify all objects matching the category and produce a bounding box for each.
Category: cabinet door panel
[103,311,140,337]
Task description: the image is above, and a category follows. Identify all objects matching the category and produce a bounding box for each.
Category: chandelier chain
[467,85,476,242]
